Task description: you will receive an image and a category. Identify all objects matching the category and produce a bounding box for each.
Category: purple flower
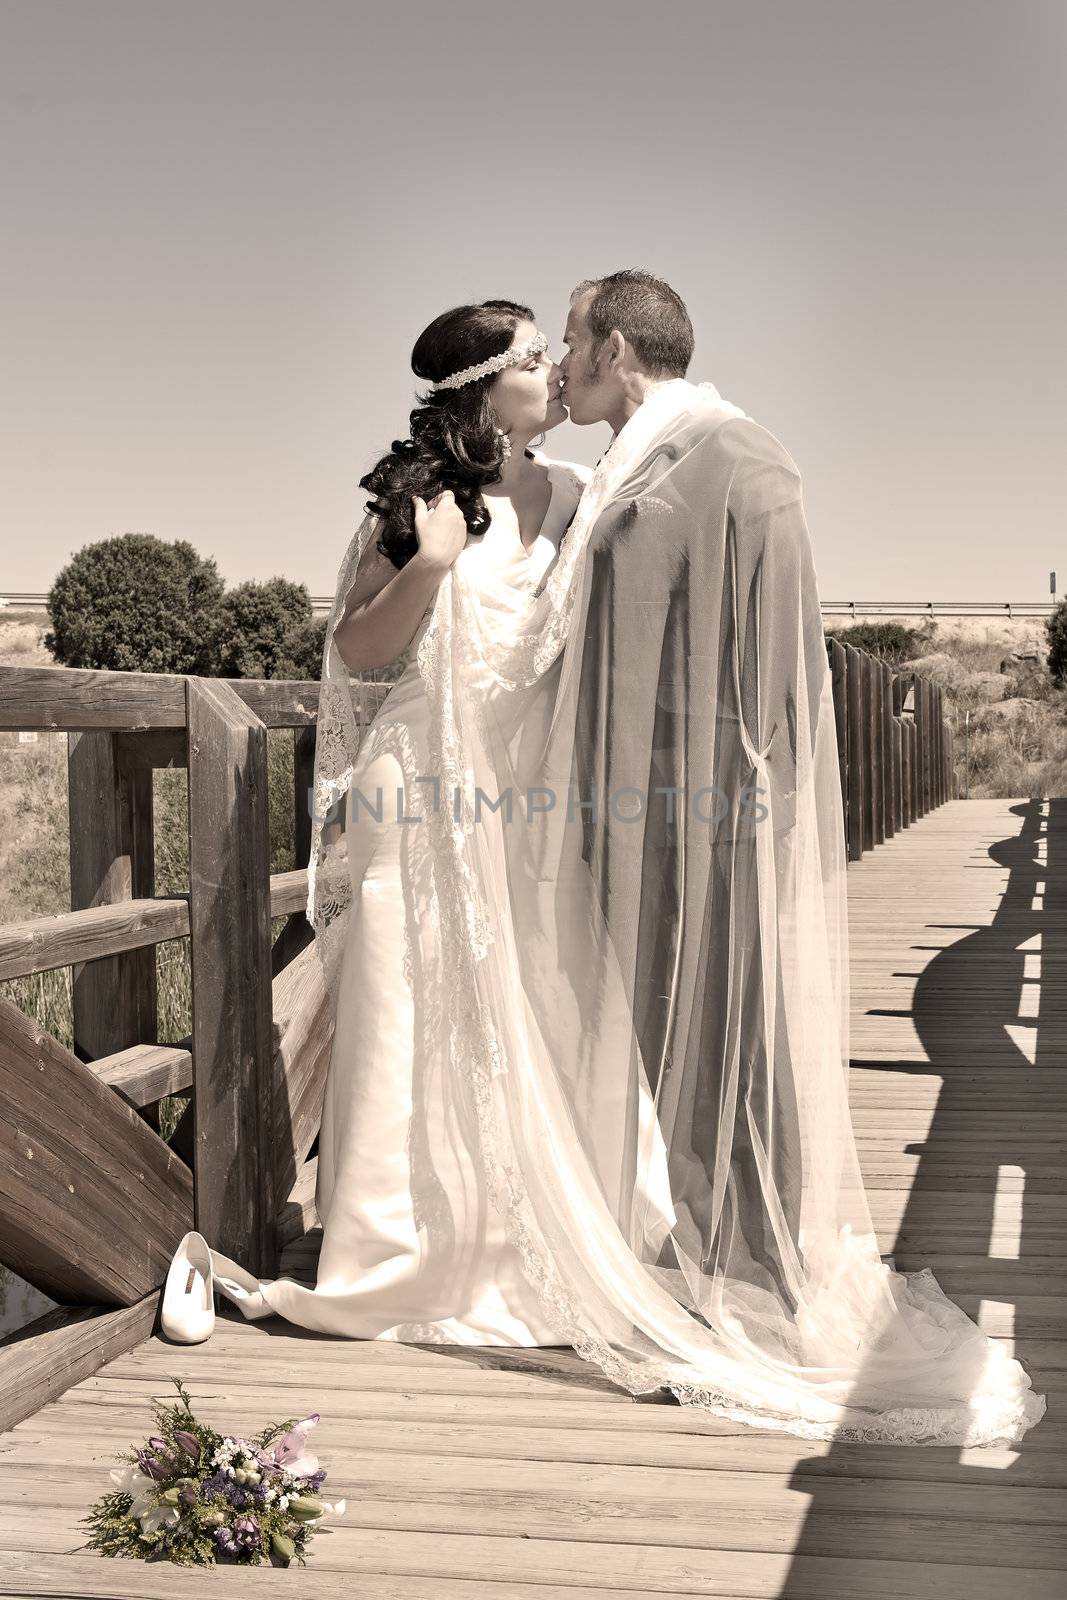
[257,1414,320,1479]
[135,1447,171,1482]
[174,1430,201,1461]
[214,1525,239,1557]
[179,1482,199,1507]
[233,1515,260,1551]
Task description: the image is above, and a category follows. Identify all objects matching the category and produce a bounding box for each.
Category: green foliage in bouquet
[76,1376,345,1567]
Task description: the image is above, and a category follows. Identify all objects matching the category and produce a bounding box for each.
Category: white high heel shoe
[160,1231,216,1343]
[208,1245,276,1322]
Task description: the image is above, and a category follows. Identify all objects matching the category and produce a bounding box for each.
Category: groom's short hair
[571,269,694,379]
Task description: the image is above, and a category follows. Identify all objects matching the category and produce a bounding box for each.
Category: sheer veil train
[305,373,1046,1447]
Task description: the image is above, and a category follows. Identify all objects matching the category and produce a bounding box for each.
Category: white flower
[321,1497,347,1516]
[108,1463,181,1538]
[108,1464,158,1520]
[278,1494,289,1511]
[138,1503,181,1538]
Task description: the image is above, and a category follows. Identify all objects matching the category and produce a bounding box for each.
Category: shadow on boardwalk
[783,796,1065,1597]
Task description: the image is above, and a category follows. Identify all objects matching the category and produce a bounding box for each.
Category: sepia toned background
[2,0,1063,597]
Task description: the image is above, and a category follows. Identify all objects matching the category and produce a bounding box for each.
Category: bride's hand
[412,491,467,573]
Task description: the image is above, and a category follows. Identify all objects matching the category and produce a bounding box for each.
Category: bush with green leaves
[214,579,326,680]
[44,536,330,680]
[823,621,920,663]
[45,534,226,674]
[1046,602,1067,687]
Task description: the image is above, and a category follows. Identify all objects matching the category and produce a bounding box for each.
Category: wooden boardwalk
[0,796,1063,1598]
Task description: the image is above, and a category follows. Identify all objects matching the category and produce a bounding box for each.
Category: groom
[557,269,821,1308]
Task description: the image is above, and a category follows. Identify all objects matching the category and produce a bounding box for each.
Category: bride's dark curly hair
[360,299,537,569]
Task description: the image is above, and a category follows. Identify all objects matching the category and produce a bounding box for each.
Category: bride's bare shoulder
[537,453,593,494]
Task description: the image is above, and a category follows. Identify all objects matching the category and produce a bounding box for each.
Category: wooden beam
[0,872,307,980]
[272,941,333,1214]
[91,1040,193,1106]
[0,995,193,1304]
[68,730,157,1062]
[827,639,848,853]
[0,1294,160,1434]
[114,727,187,769]
[0,665,187,731]
[844,645,865,862]
[186,678,277,1276]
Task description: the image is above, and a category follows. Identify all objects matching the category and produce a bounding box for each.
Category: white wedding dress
[257,458,676,1343]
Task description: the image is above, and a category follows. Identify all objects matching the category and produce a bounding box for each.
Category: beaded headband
[430,331,549,392]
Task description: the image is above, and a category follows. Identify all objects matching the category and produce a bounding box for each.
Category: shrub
[45,534,226,674]
[1046,601,1067,686]
[823,621,919,663]
[214,578,326,680]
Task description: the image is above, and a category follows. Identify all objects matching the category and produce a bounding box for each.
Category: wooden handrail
[0,869,309,981]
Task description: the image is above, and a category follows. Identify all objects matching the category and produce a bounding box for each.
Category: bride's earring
[530,432,547,449]
[494,426,513,462]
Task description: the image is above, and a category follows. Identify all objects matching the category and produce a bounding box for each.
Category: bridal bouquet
[78,1376,346,1567]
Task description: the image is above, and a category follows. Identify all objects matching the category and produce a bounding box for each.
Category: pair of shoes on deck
[160,1231,275,1343]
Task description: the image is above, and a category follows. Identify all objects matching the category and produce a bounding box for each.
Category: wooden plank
[277,1152,319,1247]
[0,872,307,981]
[91,1041,193,1107]
[845,645,865,861]
[0,664,187,731]
[863,653,877,851]
[5,1466,1066,1570]
[187,677,277,1277]
[0,1296,159,1433]
[9,1402,1065,1486]
[3,1525,1056,1600]
[879,664,891,838]
[272,942,333,1212]
[113,727,187,770]
[0,1553,737,1600]
[0,994,193,1304]
[68,729,157,1059]
[0,897,188,983]
[0,664,399,736]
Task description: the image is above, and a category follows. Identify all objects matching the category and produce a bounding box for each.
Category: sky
[1,0,1063,602]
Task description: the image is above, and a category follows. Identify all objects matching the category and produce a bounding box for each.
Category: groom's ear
[606,328,627,370]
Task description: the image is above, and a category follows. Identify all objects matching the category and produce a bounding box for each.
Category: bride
[210,295,1046,1448]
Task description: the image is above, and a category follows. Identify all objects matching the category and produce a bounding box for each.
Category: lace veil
[305,380,1046,1446]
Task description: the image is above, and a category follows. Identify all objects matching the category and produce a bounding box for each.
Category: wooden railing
[825,641,955,860]
[0,663,391,1430]
[0,646,953,1429]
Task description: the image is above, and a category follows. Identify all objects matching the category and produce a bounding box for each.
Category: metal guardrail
[820,601,1057,619]
[4,592,1061,622]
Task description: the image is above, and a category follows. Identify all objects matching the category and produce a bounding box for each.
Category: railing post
[187,678,278,1276]
[872,659,885,846]
[883,659,895,844]
[828,639,848,855]
[889,670,903,835]
[915,676,924,817]
[68,732,157,1061]
[845,645,866,860]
